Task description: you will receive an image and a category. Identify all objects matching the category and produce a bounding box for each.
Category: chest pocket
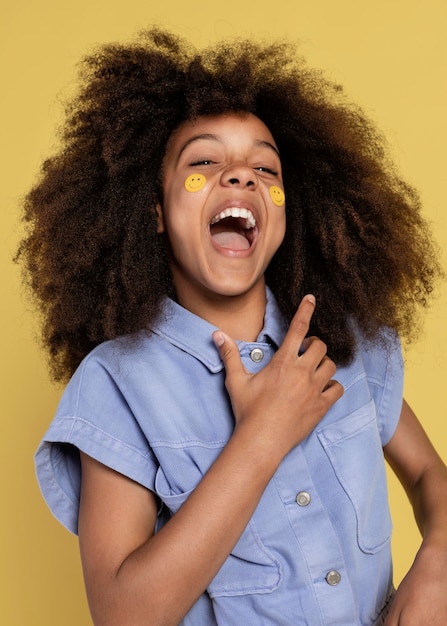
[154,464,282,597]
[316,398,392,554]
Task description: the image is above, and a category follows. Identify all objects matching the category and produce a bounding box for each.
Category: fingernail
[305,294,316,305]
[213,331,225,347]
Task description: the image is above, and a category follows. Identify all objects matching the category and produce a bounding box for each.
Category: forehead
[164,112,278,163]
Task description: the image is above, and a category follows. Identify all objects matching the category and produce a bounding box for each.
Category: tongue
[212,231,250,250]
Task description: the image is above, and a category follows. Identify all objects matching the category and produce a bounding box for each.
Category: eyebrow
[176,133,280,163]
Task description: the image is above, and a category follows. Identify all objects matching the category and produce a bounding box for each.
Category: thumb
[212,330,247,383]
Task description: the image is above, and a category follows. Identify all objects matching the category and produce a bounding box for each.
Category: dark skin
[77,113,447,625]
[78,114,345,624]
[383,403,447,626]
[79,296,344,626]
[17,30,441,383]
[78,311,447,626]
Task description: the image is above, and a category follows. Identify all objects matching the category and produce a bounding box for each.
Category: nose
[221,163,257,189]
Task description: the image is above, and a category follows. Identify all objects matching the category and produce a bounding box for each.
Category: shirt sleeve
[361,331,404,446]
[35,351,159,535]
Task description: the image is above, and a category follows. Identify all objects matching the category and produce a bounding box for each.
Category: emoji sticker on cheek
[184,174,207,192]
[269,185,285,207]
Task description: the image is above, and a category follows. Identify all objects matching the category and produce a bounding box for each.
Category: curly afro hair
[17,28,441,382]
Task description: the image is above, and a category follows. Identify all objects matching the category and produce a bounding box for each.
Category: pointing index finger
[280,295,316,359]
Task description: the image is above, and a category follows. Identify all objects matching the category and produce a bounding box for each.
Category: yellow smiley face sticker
[269,185,285,207]
[184,174,207,192]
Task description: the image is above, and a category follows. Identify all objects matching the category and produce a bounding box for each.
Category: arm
[384,400,447,625]
[78,295,344,626]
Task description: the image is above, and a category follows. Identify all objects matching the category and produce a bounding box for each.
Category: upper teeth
[210,207,256,229]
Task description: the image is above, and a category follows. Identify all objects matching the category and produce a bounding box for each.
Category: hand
[212,295,344,460]
[384,402,447,625]
[384,543,447,625]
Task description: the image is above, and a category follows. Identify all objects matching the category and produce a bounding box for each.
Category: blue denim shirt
[35,288,403,625]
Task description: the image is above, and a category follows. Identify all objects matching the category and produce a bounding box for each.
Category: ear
[155,203,165,233]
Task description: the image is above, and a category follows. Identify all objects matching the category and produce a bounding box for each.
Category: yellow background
[1,1,446,624]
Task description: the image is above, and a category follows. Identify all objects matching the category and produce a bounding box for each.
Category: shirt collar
[150,287,288,373]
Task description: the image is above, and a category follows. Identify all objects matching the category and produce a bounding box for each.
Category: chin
[208,280,264,299]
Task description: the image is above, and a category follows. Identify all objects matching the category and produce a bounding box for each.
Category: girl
[19,29,447,625]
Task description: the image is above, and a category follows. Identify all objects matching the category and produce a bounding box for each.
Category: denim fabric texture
[35,288,403,625]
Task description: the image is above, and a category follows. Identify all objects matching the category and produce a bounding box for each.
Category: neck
[175,282,267,342]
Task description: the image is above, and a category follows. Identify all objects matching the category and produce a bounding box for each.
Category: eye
[254,166,278,176]
[190,159,215,166]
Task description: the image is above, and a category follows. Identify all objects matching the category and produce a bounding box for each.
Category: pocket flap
[317,399,392,554]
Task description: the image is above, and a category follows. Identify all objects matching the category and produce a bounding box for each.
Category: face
[159,112,286,309]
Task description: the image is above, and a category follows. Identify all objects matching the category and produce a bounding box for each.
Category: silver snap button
[325,570,341,586]
[250,348,264,363]
[295,491,311,507]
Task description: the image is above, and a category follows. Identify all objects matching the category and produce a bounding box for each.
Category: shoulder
[353,328,403,391]
[344,328,404,445]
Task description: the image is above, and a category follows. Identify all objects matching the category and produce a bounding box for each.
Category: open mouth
[209,208,257,251]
